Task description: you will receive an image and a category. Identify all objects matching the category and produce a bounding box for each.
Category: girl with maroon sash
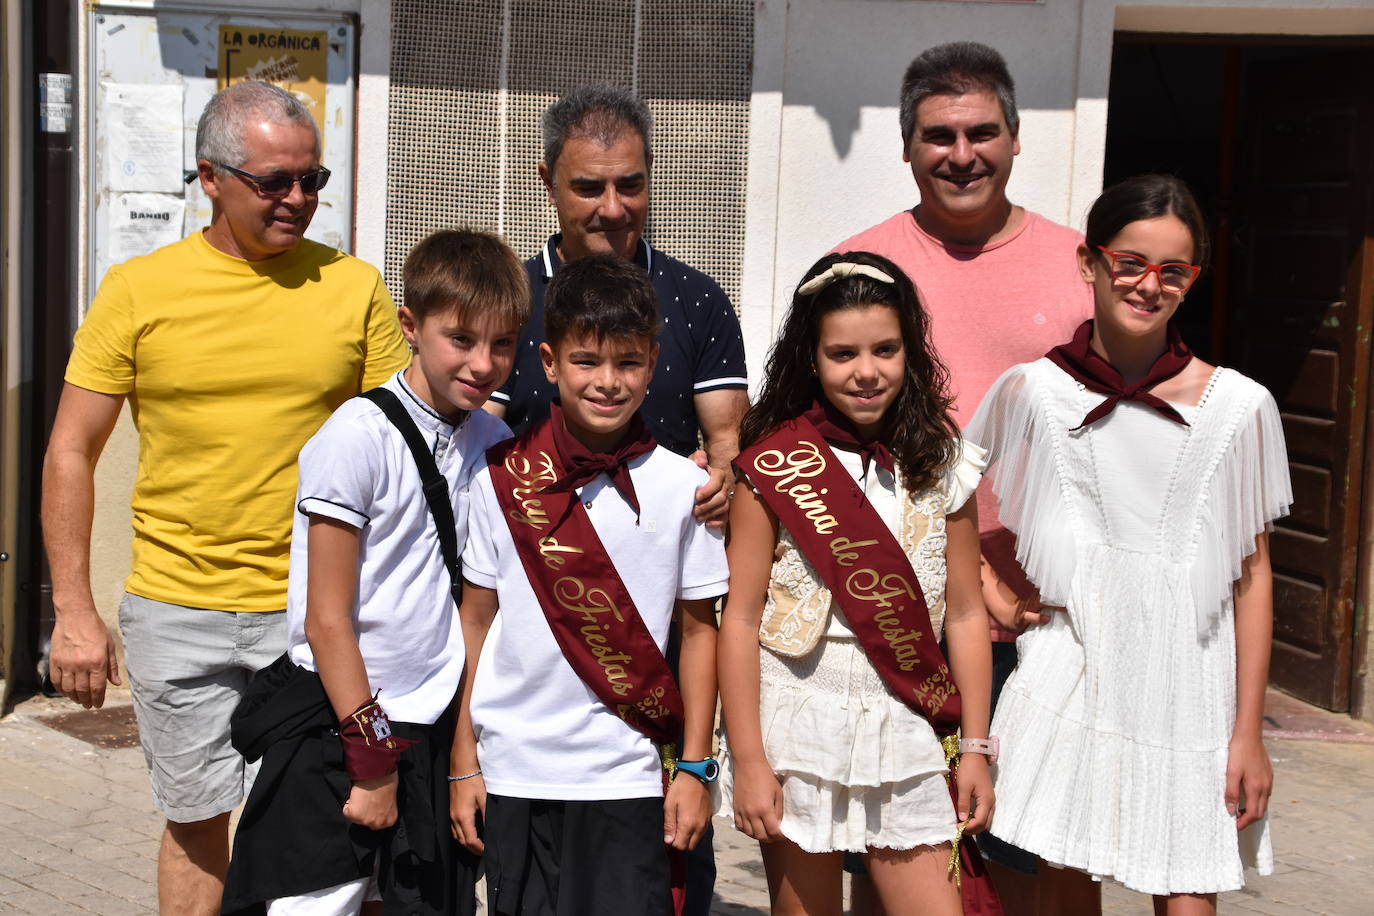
[718,251,998,915]
[966,175,1291,913]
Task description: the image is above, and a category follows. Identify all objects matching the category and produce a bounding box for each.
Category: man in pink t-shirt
[834,41,1092,911]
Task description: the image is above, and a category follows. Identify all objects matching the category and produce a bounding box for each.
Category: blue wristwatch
[674,757,720,784]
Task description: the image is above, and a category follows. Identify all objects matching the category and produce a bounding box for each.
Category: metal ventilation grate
[386,0,753,311]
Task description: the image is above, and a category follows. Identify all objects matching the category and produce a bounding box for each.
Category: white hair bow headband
[796,262,896,297]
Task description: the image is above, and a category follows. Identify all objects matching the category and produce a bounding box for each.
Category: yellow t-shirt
[65,230,411,611]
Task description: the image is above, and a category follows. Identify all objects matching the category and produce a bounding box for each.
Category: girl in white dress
[718,251,997,915]
[967,175,1290,914]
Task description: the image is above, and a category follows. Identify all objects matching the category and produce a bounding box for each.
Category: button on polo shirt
[491,236,748,457]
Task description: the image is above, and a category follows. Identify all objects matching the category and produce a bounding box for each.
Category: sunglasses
[204,162,332,197]
[1095,246,1200,294]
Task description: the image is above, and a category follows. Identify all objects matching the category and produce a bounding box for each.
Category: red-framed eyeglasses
[1096,246,1200,294]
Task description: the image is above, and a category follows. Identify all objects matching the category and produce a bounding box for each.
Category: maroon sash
[487,419,683,747]
[738,416,1002,914]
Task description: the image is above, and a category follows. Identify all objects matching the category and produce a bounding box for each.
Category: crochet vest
[759,478,951,658]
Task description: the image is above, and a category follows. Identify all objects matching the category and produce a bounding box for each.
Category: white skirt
[717,637,957,853]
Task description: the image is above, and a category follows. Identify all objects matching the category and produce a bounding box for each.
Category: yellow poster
[218,26,329,153]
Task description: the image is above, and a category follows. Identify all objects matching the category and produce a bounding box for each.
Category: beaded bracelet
[447,769,482,782]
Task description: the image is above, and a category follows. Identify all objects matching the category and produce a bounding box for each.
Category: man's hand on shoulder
[689,451,730,529]
[49,602,122,709]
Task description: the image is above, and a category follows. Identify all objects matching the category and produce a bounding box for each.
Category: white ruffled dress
[717,442,986,854]
[965,360,1292,895]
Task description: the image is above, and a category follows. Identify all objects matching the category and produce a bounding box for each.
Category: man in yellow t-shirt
[41,81,408,913]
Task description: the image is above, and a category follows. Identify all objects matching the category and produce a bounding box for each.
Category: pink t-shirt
[835,209,1092,631]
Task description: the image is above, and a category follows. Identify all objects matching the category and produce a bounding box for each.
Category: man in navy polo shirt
[484,83,747,916]
[487,85,748,499]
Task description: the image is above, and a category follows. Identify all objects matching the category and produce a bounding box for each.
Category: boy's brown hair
[544,253,660,347]
[402,229,530,328]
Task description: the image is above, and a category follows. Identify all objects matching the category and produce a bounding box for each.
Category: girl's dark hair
[740,251,959,492]
[1085,174,1210,267]
[545,253,661,346]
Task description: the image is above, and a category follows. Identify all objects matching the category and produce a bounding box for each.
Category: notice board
[88,6,356,299]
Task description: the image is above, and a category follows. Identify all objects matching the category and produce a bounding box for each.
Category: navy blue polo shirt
[491,235,748,457]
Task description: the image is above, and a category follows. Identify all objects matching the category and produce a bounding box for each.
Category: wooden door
[1227,51,1374,710]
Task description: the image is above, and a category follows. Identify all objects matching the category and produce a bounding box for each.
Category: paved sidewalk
[0,689,1370,914]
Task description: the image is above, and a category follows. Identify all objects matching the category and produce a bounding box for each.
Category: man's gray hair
[899,42,1019,146]
[542,84,652,180]
[195,81,319,169]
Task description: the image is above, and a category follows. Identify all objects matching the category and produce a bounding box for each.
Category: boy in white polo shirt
[451,254,728,916]
[221,230,529,915]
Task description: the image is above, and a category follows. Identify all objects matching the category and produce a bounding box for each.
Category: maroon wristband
[338,697,418,781]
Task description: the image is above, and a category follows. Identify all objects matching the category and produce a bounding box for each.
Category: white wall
[354,0,389,268]
[740,0,1374,384]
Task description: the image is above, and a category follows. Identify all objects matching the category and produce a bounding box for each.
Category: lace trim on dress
[1183,373,1292,634]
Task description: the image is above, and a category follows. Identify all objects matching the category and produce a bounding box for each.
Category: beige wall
[89,407,136,669]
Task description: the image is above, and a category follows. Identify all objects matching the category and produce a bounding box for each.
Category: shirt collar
[541,234,652,279]
[388,370,461,439]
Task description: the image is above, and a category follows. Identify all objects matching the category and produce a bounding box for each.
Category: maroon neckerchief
[1046,319,1194,430]
[541,402,657,519]
[800,398,895,479]
[736,416,1002,915]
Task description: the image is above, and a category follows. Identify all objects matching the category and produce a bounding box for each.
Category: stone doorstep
[1262,687,1374,744]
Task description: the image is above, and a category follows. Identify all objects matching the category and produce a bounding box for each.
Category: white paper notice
[100,192,185,282]
[104,83,185,192]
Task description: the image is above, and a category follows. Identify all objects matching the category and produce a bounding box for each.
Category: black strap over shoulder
[360,388,463,606]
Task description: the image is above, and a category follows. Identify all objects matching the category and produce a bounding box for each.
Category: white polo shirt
[286,371,512,725]
[463,444,728,801]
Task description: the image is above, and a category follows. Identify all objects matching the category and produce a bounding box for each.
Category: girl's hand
[981,559,1058,631]
[732,757,785,843]
[956,754,995,835]
[449,773,487,854]
[663,775,711,851]
[1225,733,1272,831]
[1010,595,1061,631]
[342,772,399,831]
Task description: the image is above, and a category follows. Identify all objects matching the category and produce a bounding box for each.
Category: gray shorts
[119,593,287,823]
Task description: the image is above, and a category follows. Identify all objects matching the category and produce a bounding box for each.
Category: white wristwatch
[959,736,1000,764]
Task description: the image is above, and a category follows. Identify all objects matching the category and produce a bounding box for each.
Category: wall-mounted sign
[218,26,329,152]
[89,8,356,298]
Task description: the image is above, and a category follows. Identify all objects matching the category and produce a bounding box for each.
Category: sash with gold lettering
[737,415,1002,914]
[486,421,684,749]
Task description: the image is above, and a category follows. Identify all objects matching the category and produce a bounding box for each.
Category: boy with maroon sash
[451,254,727,916]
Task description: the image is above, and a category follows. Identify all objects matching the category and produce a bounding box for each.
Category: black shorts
[484,794,671,916]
